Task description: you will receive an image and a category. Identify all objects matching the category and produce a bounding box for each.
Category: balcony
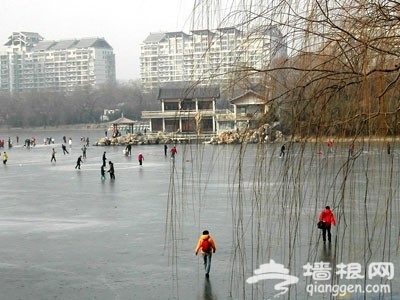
[141,109,216,119]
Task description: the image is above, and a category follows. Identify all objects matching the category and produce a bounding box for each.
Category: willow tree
[166,1,400,299]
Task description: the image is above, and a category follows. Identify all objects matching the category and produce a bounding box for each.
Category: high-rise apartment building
[140,27,286,90]
[0,32,116,92]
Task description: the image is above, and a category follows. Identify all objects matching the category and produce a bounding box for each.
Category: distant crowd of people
[0,134,181,184]
[44,136,180,182]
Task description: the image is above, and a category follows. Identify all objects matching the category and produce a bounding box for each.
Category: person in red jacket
[138,153,144,166]
[170,146,177,159]
[195,230,216,278]
[319,206,336,243]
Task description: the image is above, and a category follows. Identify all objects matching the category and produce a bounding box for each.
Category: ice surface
[0,129,398,299]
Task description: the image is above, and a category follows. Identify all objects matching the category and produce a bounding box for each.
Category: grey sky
[0,0,194,81]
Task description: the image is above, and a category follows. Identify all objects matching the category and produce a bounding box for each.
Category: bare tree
[0,80,149,127]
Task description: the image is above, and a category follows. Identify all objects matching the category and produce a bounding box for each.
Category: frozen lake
[0,129,398,299]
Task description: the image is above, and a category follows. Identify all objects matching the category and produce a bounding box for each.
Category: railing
[145,132,218,142]
[141,109,230,119]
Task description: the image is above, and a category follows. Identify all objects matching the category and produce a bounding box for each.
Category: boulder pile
[206,129,284,144]
[94,129,285,146]
[94,132,193,146]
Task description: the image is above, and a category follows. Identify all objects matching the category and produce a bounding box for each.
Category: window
[198,101,212,110]
[164,102,179,111]
[181,99,195,110]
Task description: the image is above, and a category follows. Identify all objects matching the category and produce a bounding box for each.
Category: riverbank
[1,123,399,146]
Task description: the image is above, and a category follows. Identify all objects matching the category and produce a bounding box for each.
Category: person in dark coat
[62,144,69,155]
[279,144,286,158]
[108,161,115,180]
[100,165,106,180]
[51,148,56,162]
[164,144,168,156]
[75,155,83,169]
[126,144,132,156]
[102,151,107,167]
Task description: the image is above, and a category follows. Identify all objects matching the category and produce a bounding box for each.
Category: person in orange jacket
[319,206,336,243]
[195,230,216,278]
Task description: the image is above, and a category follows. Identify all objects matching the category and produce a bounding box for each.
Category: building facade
[141,84,221,134]
[141,85,273,135]
[140,26,286,90]
[229,90,269,130]
[0,32,116,92]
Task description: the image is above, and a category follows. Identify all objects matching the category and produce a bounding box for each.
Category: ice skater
[82,145,87,159]
[195,230,217,278]
[62,144,69,155]
[327,139,334,153]
[125,144,132,156]
[51,148,56,162]
[319,206,336,243]
[102,151,107,167]
[279,144,286,158]
[2,152,8,165]
[75,155,83,169]
[170,146,177,159]
[138,153,144,166]
[108,161,115,180]
[100,165,106,180]
[349,143,355,156]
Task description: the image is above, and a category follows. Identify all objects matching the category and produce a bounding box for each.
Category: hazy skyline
[0,0,195,81]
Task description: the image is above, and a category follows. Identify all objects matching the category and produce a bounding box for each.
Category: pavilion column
[213,116,215,133]
[233,105,237,130]
[212,98,216,133]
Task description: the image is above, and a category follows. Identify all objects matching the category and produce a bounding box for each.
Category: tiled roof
[165,31,189,38]
[191,29,215,36]
[31,41,56,51]
[230,90,267,104]
[30,37,112,51]
[158,83,220,100]
[143,32,166,43]
[51,40,77,50]
[110,117,136,124]
[75,38,99,48]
